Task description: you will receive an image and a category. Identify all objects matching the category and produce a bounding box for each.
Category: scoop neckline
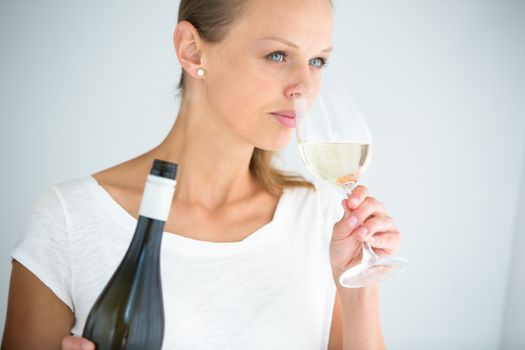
[84,175,293,254]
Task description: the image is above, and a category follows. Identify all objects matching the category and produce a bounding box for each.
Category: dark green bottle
[82,160,177,350]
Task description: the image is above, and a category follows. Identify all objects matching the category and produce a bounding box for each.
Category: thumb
[332,199,357,241]
[62,335,95,350]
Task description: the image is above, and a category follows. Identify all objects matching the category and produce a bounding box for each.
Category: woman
[2,0,401,349]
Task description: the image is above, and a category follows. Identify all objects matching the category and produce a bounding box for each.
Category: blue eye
[266,51,328,68]
[267,51,287,63]
[309,57,327,68]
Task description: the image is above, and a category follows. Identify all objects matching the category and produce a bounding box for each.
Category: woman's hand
[62,335,95,350]
[329,185,401,281]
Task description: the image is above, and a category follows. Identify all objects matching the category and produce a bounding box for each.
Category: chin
[257,134,293,152]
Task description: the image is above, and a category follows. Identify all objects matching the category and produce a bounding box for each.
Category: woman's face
[202,0,333,151]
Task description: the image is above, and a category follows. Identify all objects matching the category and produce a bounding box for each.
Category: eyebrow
[259,36,333,53]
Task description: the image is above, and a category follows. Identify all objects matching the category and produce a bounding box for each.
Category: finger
[62,336,95,350]
[341,199,350,215]
[332,216,353,241]
[333,199,361,241]
[346,197,388,230]
[346,185,369,209]
[339,199,354,219]
[369,231,401,251]
[353,215,394,241]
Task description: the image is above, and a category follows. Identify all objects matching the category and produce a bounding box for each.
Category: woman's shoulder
[49,175,98,204]
[90,155,154,190]
[51,156,147,206]
[30,175,93,210]
[31,167,132,227]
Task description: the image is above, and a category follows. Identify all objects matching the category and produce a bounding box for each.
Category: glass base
[339,256,408,288]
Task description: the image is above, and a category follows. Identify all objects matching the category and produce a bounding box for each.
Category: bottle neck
[139,175,176,222]
[130,217,166,257]
[124,174,175,261]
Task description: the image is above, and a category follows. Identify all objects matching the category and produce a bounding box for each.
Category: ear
[173,21,205,79]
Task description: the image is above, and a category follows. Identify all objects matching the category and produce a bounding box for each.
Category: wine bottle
[82,159,177,350]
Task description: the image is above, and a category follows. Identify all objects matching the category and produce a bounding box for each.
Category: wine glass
[293,68,408,288]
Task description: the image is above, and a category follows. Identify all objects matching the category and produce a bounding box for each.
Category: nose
[284,65,314,99]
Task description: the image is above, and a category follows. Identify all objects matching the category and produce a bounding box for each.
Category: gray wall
[501,157,525,349]
[1,0,524,349]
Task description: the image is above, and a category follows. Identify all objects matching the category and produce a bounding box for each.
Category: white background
[1,1,524,349]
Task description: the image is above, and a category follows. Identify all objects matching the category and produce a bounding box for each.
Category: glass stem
[343,182,379,263]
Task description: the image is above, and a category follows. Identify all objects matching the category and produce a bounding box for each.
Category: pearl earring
[196,68,205,77]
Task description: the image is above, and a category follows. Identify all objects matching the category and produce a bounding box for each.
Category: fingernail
[358,226,368,238]
[370,237,376,244]
[350,197,360,206]
[81,341,91,350]
[347,215,358,229]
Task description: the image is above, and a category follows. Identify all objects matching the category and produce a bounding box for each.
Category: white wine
[83,159,177,350]
[298,141,371,186]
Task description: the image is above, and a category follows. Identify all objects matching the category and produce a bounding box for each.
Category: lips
[271,110,296,118]
[270,110,296,128]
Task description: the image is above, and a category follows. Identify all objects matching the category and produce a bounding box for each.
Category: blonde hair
[177,0,318,196]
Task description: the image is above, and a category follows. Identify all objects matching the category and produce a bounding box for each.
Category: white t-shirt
[12,175,344,350]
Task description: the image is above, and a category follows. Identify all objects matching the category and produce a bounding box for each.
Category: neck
[147,99,261,210]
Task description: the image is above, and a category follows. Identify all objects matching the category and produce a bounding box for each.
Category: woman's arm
[328,185,402,349]
[328,289,343,350]
[338,287,385,350]
[1,260,75,350]
[328,288,385,350]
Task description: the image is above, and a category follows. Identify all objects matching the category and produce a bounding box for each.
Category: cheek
[208,63,274,129]
[205,57,292,150]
